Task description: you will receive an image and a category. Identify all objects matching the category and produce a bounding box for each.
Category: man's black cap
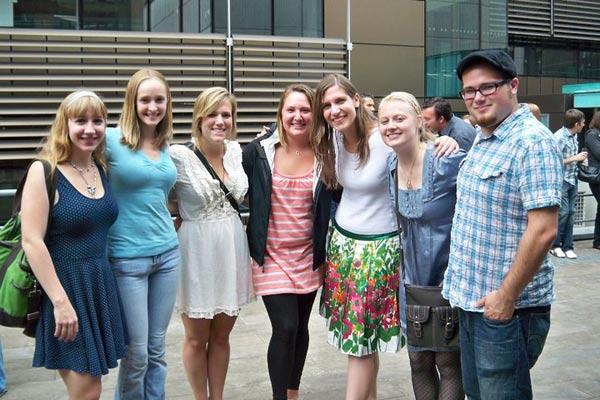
[456,49,518,81]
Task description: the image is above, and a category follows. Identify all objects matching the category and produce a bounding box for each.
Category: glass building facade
[512,46,600,80]
[425,0,508,98]
[1,0,323,37]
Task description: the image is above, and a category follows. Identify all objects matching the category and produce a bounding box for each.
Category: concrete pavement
[1,241,599,399]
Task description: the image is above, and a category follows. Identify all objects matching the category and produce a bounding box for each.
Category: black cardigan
[242,132,339,270]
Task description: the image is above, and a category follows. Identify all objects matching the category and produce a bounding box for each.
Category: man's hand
[475,288,515,321]
[434,135,459,157]
[574,151,588,162]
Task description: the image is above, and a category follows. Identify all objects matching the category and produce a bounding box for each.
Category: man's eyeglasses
[459,79,510,100]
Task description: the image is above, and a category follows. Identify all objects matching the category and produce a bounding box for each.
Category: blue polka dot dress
[32,167,127,376]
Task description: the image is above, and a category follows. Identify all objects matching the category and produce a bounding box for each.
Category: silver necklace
[69,161,98,197]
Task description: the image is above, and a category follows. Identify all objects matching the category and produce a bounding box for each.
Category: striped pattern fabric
[252,168,322,296]
[443,104,562,312]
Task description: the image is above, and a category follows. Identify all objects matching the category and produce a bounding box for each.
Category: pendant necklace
[69,161,98,197]
[400,145,422,190]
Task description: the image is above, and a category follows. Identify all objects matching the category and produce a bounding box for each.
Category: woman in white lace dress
[170,87,254,400]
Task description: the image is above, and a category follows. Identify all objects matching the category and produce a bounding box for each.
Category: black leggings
[262,291,317,400]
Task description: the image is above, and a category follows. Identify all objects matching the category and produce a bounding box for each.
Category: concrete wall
[324,0,425,100]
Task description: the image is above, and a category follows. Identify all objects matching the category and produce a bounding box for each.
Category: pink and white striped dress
[252,167,322,296]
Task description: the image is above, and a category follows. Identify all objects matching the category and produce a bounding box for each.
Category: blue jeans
[459,306,551,400]
[553,181,577,251]
[0,338,6,394]
[111,246,180,400]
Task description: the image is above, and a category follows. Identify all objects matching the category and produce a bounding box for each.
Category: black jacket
[242,131,338,270]
[585,128,600,169]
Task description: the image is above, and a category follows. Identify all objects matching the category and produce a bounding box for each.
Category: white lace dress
[170,141,254,318]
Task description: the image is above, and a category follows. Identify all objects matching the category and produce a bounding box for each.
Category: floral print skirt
[319,222,403,356]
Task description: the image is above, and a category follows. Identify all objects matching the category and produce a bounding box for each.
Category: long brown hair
[312,74,376,189]
[118,68,173,150]
[276,83,314,148]
[40,90,108,172]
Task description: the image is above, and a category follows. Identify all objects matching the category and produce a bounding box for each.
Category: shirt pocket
[471,161,514,202]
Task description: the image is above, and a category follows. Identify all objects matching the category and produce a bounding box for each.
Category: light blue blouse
[387,143,466,349]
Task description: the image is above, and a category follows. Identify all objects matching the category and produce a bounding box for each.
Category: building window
[425,0,508,98]
[213,0,271,35]
[274,0,323,37]
[4,0,78,29]
[82,0,145,31]
[1,0,324,37]
[579,51,600,80]
[542,48,577,78]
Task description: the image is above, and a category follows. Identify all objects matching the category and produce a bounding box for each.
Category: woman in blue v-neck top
[105,68,180,400]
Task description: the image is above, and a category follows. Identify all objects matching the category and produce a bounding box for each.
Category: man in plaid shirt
[549,109,588,259]
[442,49,562,399]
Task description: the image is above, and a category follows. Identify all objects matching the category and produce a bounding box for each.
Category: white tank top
[335,129,397,235]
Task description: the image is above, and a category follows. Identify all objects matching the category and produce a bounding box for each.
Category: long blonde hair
[118,68,173,150]
[379,91,436,143]
[313,74,376,189]
[276,84,314,148]
[191,87,237,144]
[40,90,108,171]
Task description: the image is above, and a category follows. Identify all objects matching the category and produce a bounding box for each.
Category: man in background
[422,97,476,150]
[550,109,588,259]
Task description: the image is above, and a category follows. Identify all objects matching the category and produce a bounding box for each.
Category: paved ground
[1,241,599,399]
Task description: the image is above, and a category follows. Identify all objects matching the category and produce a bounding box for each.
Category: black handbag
[392,165,459,348]
[405,285,459,348]
[577,163,600,184]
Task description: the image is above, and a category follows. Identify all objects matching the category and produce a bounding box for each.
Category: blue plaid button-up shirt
[442,104,562,312]
[555,126,578,186]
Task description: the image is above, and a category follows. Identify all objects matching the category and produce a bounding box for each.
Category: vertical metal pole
[550,0,554,36]
[226,0,234,92]
[346,0,352,78]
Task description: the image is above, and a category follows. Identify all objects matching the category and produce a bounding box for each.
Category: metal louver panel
[0,29,227,160]
[553,1,600,41]
[0,29,348,161]
[508,0,552,37]
[508,0,600,42]
[232,35,347,137]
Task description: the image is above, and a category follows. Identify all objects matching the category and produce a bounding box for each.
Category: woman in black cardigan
[585,111,600,249]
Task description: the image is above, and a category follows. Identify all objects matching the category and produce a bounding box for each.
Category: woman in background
[106,68,180,400]
[585,111,600,250]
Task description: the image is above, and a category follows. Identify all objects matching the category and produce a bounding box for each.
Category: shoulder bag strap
[12,160,56,224]
[186,142,241,215]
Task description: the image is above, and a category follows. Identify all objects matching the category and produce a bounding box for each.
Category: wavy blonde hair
[312,74,377,189]
[276,83,314,148]
[39,90,108,172]
[379,91,436,143]
[119,68,173,150]
[191,87,237,143]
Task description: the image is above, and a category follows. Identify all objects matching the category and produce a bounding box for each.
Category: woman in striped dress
[243,84,336,400]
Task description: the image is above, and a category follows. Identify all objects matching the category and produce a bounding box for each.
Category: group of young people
[17,48,561,400]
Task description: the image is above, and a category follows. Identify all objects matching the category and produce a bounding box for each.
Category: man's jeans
[553,181,577,251]
[459,306,551,400]
[111,246,180,400]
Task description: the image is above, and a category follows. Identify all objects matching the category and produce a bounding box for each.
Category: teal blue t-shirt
[105,127,178,258]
